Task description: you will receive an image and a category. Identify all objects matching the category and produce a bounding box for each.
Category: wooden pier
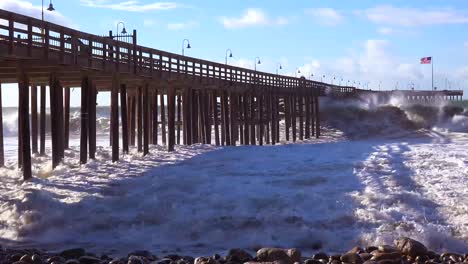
[0,9,464,180]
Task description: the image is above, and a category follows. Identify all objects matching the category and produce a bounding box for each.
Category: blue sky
[1,0,468,106]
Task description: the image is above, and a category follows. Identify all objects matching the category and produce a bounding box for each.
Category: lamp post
[254,57,261,71]
[225,49,233,65]
[347,80,350,86]
[116,22,127,35]
[295,68,301,78]
[339,78,343,86]
[276,63,282,75]
[321,74,325,82]
[182,39,191,56]
[41,0,54,43]
[331,76,336,85]
[310,73,314,81]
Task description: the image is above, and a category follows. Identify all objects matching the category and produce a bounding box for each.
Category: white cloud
[0,0,73,27]
[305,8,344,26]
[364,5,468,27]
[80,0,180,12]
[143,19,158,27]
[167,21,198,30]
[220,8,288,29]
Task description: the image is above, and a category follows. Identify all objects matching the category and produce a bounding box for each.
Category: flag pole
[432,56,434,90]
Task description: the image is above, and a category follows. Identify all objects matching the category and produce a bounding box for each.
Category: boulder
[394,238,427,257]
[340,252,363,264]
[256,248,301,264]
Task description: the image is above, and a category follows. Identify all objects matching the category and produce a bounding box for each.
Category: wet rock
[366,247,378,253]
[60,249,86,260]
[244,262,285,264]
[359,253,372,261]
[156,258,172,264]
[363,261,377,264]
[394,238,427,257]
[312,253,328,261]
[256,248,301,264]
[194,257,217,264]
[109,259,125,264]
[128,255,148,264]
[226,249,253,263]
[64,259,79,264]
[20,254,33,263]
[330,255,342,261]
[348,247,365,254]
[341,252,364,264]
[10,253,23,263]
[329,260,341,264]
[370,252,402,261]
[129,251,157,261]
[31,254,43,264]
[304,259,322,264]
[78,255,101,264]
[377,246,398,253]
[47,255,66,263]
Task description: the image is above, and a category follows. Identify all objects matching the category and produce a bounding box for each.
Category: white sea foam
[0,128,467,256]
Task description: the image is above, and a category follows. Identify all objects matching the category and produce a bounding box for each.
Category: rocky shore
[1,238,467,264]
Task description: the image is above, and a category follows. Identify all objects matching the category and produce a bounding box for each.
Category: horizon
[0,0,467,106]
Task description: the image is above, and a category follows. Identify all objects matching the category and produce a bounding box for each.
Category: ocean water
[0,99,467,256]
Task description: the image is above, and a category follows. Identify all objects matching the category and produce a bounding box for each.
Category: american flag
[420,57,432,64]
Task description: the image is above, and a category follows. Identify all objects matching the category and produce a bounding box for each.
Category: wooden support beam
[198,90,206,144]
[110,74,119,162]
[243,94,250,145]
[183,88,192,145]
[137,86,143,152]
[153,89,159,145]
[31,84,38,153]
[19,71,32,180]
[18,87,22,168]
[284,96,290,142]
[80,76,89,164]
[314,95,320,138]
[120,83,129,153]
[212,91,220,146]
[88,83,96,159]
[143,84,150,156]
[40,85,46,155]
[56,80,65,160]
[223,91,231,146]
[311,94,315,137]
[229,92,237,146]
[299,96,304,141]
[291,96,297,142]
[130,94,136,146]
[239,95,244,145]
[265,93,271,145]
[220,91,226,146]
[258,94,264,146]
[204,90,211,144]
[249,95,255,145]
[177,94,182,145]
[64,86,70,149]
[167,85,176,152]
[160,90,167,145]
[50,74,61,168]
[305,95,311,139]
[192,90,198,144]
[0,83,3,167]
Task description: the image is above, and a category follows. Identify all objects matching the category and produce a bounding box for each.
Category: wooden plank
[239,95,244,145]
[19,71,32,180]
[40,85,46,155]
[130,94,136,146]
[258,94,264,146]
[80,76,89,164]
[56,80,64,160]
[229,92,237,146]
[284,96,290,141]
[111,74,119,162]
[167,85,176,152]
[120,84,129,153]
[191,89,198,144]
[64,87,70,149]
[184,87,192,145]
[31,84,38,153]
[0,83,3,167]
[222,91,231,145]
[244,94,250,145]
[299,96,304,141]
[143,84,149,155]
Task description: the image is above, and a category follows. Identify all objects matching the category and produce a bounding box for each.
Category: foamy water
[0,130,467,256]
[0,102,468,256]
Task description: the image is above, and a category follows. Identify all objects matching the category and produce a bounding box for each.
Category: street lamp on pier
[41,0,55,43]
[182,39,191,56]
[117,22,127,34]
[295,68,301,78]
[225,49,233,65]
[254,57,261,71]
[276,63,282,75]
